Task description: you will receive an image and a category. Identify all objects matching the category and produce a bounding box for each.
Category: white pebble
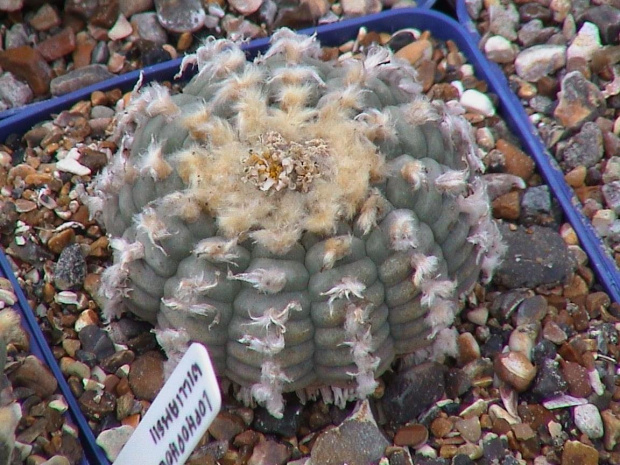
[484,35,515,63]
[573,403,604,439]
[56,158,91,176]
[108,14,133,41]
[592,209,616,237]
[567,22,601,62]
[460,89,496,117]
[515,45,566,82]
[96,425,135,461]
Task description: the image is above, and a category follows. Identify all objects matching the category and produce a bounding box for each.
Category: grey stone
[78,324,116,362]
[54,243,86,291]
[515,44,566,82]
[560,122,604,170]
[91,41,110,65]
[382,362,446,424]
[520,185,559,226]
[574,404,604,439]
[253,401,303,437]
[5,23,30,49]
[517,20,557,48]
[0,0,22,12]
[311,400,389,465]
[50,64,114,96]
[495,224,575,289]
[155,0,206,33]
[532,358,568,399]
[91,105,114,119]
[488,3,519,41]
[131,12,168,45]
[582,5,620,44]
[0,72,33,108]
[602,180,620,215]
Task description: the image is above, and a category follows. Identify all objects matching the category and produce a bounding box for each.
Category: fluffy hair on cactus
[85,28,505,418]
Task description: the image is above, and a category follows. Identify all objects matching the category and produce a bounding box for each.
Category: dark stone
[481,333,505,359]
[517,20,557,48]
[78,324,116,361]
[79,390,116,421]
[91,40,109,64]
[520,185,561,227]
[100,350,135,374]
[253,398,303,437]
[531,339,557,365]
[560,122,604,170]
[452,454,475,465]
[54,243,86,290]
[139,41,173,66]
[382,362,446,424]
[532,358,568,399]
[444,368,472,399]
[9,355,58,399]
[602,180,620,215]
[581,5,620,44]
[519,3,551,22]
[483,436,507,463]
[0,201,19,235]
[75,349,98,368]
[494,224,575,289]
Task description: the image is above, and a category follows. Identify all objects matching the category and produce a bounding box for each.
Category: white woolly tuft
[321,277,366,315]
[141,83,181,120]
[134,207,171,255]
[228,268,287,294]
[386,210,419,251]
[425,298,457,337]
[322,235,353,271]
[457,178,490,222]
[356,188,389,236]
[435,169,469,195]
[154,328,191,379]
[410,253,439,287]
[245,301,301,331]
[258,29,321,64]
[251,361,291,418]
[137,137,173,181]
[109,238,144,269]
[421,279,457,308]
[193,237,239,265]
[430,327,459,362]
[239,332,285,356]
[400,160,427,191]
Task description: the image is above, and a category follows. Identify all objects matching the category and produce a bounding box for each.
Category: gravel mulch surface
[461,0,620,271]
[0,3,620,465]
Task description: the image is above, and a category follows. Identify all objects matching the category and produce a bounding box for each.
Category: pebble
[484,35,515,64]
[95,424,134,461]
[209,411,246,441]
[341,0,381,17]
[9,355,58,399]
[554,71,605,131]
[36,27,77,63]
[0,74,31,113]
[311,400,389,465]
[531,358,567,399]
[248,438,290,465]
[460,89,496,117]
[0,46,52,96]
[455,417,481,443]
[108,14,133,41]
[131,12,168,44]
[29,3,62,31]
[494,351,537,392]
[155,0,205,33]
[50,64,115,97]
[393,423,428,448]
[496,138,535,181]
[567,22,601,62]
[561,360,592,398]
[601,409,620,451]
[495,224,574,289]
[78,324,116,361]
[128,351,164,401]
[573,403,604,439]
[253,402,302,437]
[382,362,445,424]
[561,440,599,465]
[514,44,566,82]
[54,244,87,291]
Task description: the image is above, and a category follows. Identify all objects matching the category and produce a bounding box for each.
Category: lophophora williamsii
[84,29,505,417]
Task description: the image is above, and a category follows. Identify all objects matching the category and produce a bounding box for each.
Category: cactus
[86,30,505,417]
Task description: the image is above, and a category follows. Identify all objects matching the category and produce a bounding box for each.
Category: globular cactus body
[88,30,504,417]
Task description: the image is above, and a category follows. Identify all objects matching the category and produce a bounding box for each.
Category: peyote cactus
[86,29,505,417]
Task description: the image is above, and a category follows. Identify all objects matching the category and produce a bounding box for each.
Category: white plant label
[114,343,221,465]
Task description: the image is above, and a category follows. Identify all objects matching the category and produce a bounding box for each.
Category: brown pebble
[47,228,76,254]
[430,417,453,438]
[73,32,97,69]
[455,417,481,443]
[512,423,536,441]
[9,355,58,398]
[439,444,458,459]
[492,191,521,220]
[561,360,592,398]
[209,411,246,442]
[585,291,610,317]
[0,46,53,96]
[563,274,589,299]
[394,424,428,448]
[561,440,598,465]
[602,410,620,451]
[79,390,117,421]
[564,165,587,188]
[457,332,480,366]
[29,4,62,31]
[128,351,164,401]
[494,351,536,392]
[89,236,110,257]
[395,39,432,65]
[542,320,567,345]
[496,139,535,181]
[177,32,193,51]
[36,27,76,62]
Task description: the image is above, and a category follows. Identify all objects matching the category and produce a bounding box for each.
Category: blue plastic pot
[1,6,619,465]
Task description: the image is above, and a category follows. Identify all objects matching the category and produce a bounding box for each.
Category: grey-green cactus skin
[89,30,504,416]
